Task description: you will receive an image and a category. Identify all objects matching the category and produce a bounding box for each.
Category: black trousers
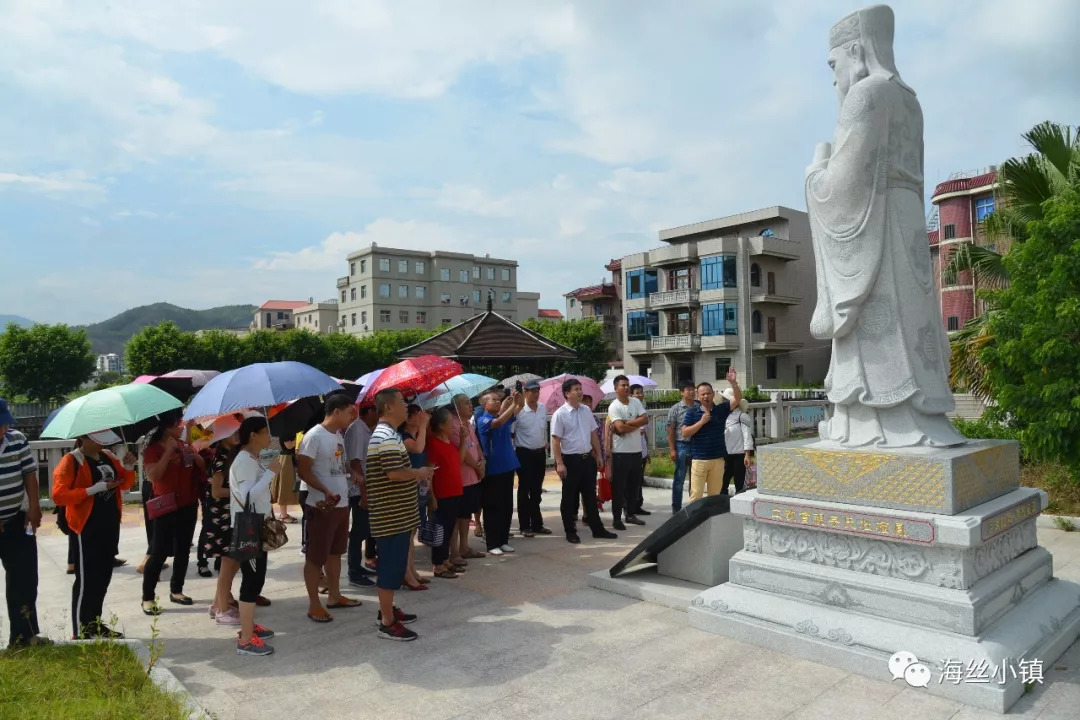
[0,511,40,645]
[636,457,648,513]
[238,551,268,603]
[141,480,154,555]
[141,504,198,602]
[515,447,547,532]
[72,515,120,636]
[560,454,604,535]
[196,498,209,568]
[611,453,643,522]
[722,454,747,495]
[480,471,514,550]
[431,495,461,566]
[299,490,308,555]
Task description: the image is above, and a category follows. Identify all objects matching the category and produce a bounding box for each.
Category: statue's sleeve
[805,79,890,339]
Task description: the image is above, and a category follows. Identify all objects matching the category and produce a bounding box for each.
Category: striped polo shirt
[683,403,731,461]
[365,421,420,538]
[0,429,35,520]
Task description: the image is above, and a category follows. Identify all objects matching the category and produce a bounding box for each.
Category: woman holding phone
[140,410,204,615]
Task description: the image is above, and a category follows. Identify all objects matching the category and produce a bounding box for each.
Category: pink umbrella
[539,374,604,413]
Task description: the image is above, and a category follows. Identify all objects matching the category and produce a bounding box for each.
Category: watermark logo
[889,651,1045,688]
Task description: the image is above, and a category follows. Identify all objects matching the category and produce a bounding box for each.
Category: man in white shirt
[514,379,550,537]
[606,375,649,529]
[297,394,361,622]
[551,378,618,544]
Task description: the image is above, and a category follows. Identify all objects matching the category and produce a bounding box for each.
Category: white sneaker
[500,544,516,553]
[489,548,505,556]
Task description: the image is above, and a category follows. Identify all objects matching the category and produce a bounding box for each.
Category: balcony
[749,236,799,261]
[336,276,350,288]
[651,334,701,351]
[750,292,800,305]
[648,243,698,267]
[701,334,739,351]
[648,288,700,308]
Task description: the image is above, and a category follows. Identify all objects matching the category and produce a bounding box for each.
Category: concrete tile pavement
[4,475,1080,719]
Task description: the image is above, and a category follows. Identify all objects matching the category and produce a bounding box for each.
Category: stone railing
[649,289,700,307]
[650,334,702,350]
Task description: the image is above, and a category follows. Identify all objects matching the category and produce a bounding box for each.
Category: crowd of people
[0,371,748,654]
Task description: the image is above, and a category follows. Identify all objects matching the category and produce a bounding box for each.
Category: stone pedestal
[690,440,1080,713]
[657,514,744,586]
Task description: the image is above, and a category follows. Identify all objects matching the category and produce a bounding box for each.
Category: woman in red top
[140,411,205,615]
[425,407,466,579]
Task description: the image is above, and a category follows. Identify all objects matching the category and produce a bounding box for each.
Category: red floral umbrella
[364,355,463,398]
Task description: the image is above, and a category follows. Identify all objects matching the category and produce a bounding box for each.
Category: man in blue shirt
[476,388,524,555]
[682,370,742,503]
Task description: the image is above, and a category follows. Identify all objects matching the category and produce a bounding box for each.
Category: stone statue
[805,4,964,448]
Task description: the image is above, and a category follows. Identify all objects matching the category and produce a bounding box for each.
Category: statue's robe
[805,72,963,447]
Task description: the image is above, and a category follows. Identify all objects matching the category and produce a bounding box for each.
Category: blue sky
[1,0,1077,325]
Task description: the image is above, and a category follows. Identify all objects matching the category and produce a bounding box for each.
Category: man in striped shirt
[366,388,433,642]
[0,398,48,647]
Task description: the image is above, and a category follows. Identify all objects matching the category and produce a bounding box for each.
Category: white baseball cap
[86,429,123,446]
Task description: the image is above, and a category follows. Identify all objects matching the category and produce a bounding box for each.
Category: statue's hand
[813,142,832,164]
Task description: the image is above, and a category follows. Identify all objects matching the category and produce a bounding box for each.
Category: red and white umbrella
[539,374,605,413]
[364,355,463,399]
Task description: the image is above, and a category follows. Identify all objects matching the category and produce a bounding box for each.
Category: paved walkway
[8,477,1080,719]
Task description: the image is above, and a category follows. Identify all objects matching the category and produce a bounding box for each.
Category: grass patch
[0,641,189,720]
[1022,463,1080,518]
[646,455,675,479]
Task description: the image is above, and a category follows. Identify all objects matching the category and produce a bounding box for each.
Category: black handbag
[229,491,263,562]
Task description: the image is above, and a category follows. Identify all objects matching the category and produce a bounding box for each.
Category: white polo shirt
[515,402,548,451]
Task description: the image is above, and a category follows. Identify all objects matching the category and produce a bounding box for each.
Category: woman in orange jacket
[52,429,136,639]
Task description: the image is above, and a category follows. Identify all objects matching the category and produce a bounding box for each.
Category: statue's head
[828,4,901,103]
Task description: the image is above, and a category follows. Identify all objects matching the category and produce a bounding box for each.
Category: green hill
[83,303,256,354]
[0,314,34,328]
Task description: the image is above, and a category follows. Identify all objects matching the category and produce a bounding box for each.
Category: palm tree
[944,121,1080,400]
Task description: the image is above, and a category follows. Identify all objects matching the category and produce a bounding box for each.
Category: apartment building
[618,206,829,389]
[293,298,341,334]
[96,353,124,375]
[335,244,524,335]
[564,258,624,366]
[928,168,1002,333]
[253,300,308,330]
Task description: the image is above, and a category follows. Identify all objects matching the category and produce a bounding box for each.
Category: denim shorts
[374,531,412,591]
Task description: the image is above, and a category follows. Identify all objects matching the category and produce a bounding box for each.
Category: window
[440,293,451,304]
[360,259,367,273]
[350,261,355,276]
[277,312,286,320]
[486,267,495,281]
[943,224,956,240]
[361,285,367,299]
[668,267,692,291]
[569,298,576,308]
[501,268,511,282]
[379,284,390,298]
[502,291,512,303]
[626,269,659,299]
[361,311,367,325]
[638,362,652,378]
[379,258,390,271]
[752,310,763,334]
[702,303,738,336]
[667,311,696,335]
[440,268,451,281]
[472,266,480,279]
[398,285,408,298]
[759,228,775,238]
[416,311,426,324]
[459,269,469,283]
[350,313,357,326]
[627,310,660,340]
[975,196,995,222]
[395,259,406,273]
[399,311,409,324]
[750,263,761,288]
[766,356,778,380]
[947,316,960,332]
[379,310,391,323]
[700,255,737,290]
[415,260,425,274]
[594,304,604,317]
[350,287,356,301]
[415,286,426,299]
[715,357,732,378]
[472,290,481,303]
[341,290,346,303]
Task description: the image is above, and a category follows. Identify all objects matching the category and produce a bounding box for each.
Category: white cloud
[0,171,104,199]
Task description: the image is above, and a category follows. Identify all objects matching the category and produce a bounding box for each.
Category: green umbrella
[41,384,184,440]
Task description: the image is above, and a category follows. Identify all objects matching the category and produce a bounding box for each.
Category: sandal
[473,526,484,538]
[449,564,467,573]
[462,550,486,559]
[255,595,271,607]
[327,596,362,609]
[404,582,429,592]
[433,570,459,579]
[418,577,431,585]
[307,609,333,623]
[280,515,298,524]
